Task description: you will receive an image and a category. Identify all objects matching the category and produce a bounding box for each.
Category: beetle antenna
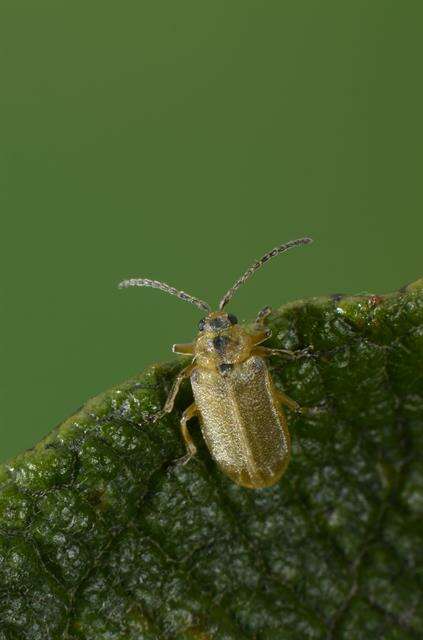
[118,278,211,312]
[219,237,313,310]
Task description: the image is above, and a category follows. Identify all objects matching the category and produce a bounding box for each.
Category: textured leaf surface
[0,281,422,640]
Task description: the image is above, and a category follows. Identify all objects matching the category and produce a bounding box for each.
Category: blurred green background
[0,1,422,463]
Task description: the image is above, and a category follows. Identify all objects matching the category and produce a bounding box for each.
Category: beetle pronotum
[119,237,313,489]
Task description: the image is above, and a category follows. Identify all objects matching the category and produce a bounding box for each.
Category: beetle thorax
[194,312,253,371]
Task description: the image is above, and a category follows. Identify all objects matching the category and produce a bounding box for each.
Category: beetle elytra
[119,237,313,489]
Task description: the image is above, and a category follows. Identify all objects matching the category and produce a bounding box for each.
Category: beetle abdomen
[191,356,290,489]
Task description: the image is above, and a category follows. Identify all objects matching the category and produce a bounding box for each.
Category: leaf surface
[0,281,422,639]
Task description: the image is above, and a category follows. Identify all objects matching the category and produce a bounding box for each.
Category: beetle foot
[296,405,313,417]
[293,346,314,359]
[172,450,196,468]
[179,453,194,466]
[139,409,166,426]
[254,305,272,328]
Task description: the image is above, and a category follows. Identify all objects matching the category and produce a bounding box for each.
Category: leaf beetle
[119,237,312,488]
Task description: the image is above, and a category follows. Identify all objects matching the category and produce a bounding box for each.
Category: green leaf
[1,280,422,640]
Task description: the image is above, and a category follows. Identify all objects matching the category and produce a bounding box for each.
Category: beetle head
[197,311,238,333]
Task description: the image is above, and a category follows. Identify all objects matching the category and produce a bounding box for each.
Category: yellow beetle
[119,237,312,489]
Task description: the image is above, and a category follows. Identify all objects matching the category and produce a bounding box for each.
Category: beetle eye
[198,318,206,331]
[227,314,238,325]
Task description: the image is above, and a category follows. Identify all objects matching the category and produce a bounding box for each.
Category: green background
[1,1,422,464]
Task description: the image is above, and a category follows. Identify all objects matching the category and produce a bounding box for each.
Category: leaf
[0,281,422,640]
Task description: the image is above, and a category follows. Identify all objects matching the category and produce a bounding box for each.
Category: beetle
[119,237,312,489]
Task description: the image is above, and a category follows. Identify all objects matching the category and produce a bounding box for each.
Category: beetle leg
[251,331,272,346]
[163,362,196,413]
[252,345,297,358]
[149,362,196,423]
[172,342,195,355]
[249,306,273,345]
[252,345,310,359]
[276,389,302,414]
[178,402,199,463]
